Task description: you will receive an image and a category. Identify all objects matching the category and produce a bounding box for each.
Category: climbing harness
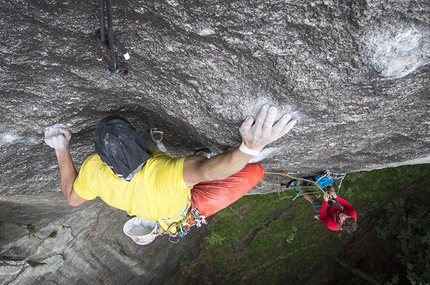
[158,205,207,244]
[123,204,207,245]
[95,0,129,75]
[265,170,346,202]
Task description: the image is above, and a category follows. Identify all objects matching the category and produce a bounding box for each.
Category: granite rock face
[0,0,429,283]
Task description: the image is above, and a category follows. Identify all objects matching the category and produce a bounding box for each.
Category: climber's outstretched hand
[239,104,297,151]
[44,124,71,150]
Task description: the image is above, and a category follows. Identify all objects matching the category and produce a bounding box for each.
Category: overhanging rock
[0,0,429,283]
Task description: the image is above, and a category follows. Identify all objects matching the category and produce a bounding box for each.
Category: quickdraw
[150,128,168,154]
[158,206,207,244]
[95,0,129,75]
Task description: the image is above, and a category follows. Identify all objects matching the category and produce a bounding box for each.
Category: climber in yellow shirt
[45,104,297,233]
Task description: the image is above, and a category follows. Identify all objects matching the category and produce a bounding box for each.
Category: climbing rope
[95,0,129,75]
[265,171,346,202]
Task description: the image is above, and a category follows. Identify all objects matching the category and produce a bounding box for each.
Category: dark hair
[342,218,358,233]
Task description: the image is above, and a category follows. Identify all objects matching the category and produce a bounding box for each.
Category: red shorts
[190,163,264,217]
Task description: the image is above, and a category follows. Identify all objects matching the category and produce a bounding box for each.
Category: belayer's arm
[318,201,329,220]
[336,196,357,220]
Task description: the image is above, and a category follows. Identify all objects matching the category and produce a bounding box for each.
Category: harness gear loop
[157,204,207,244]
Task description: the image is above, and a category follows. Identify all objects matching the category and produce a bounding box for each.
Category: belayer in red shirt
[303,186,358,233]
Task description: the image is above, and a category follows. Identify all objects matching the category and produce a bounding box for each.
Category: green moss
[148,245,164,258]
[178,251,191,266]
[342,164,430,210]
[49,231,57,238]
[205,232,224,246]
[216,206,234,218]
[27,224,37,235]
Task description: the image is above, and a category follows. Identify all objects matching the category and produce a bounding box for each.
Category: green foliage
[205,232,224,246]
[216,206,234,219]
[346,173,358,183]
[173,164,430,285]
[0,221,4,227]
[341,172,360,200]
[49,231,57,238]
[376,195,430,285]
[386,274,399,285]
[196,192,339,284]
[178,251,191,266]
[27,224,37,236]
[341,164,430,209]
[286,225,298,243]
[202,277,214,285]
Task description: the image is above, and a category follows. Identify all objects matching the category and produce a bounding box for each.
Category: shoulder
[79,153,105,171]
[143,152,188,177]
[83,153,102,163]
[149,149,171,157]
[335,196,350,204]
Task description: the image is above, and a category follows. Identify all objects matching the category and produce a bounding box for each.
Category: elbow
[64,188,86,207]
[67,200,82,207]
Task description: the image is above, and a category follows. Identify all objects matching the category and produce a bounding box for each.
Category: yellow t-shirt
[73,150,191,221]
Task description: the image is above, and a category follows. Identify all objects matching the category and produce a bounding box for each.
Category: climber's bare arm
[55,148,87,206]
[183,148,253,185]
[183,104,297,186]
[45,125,87,207]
